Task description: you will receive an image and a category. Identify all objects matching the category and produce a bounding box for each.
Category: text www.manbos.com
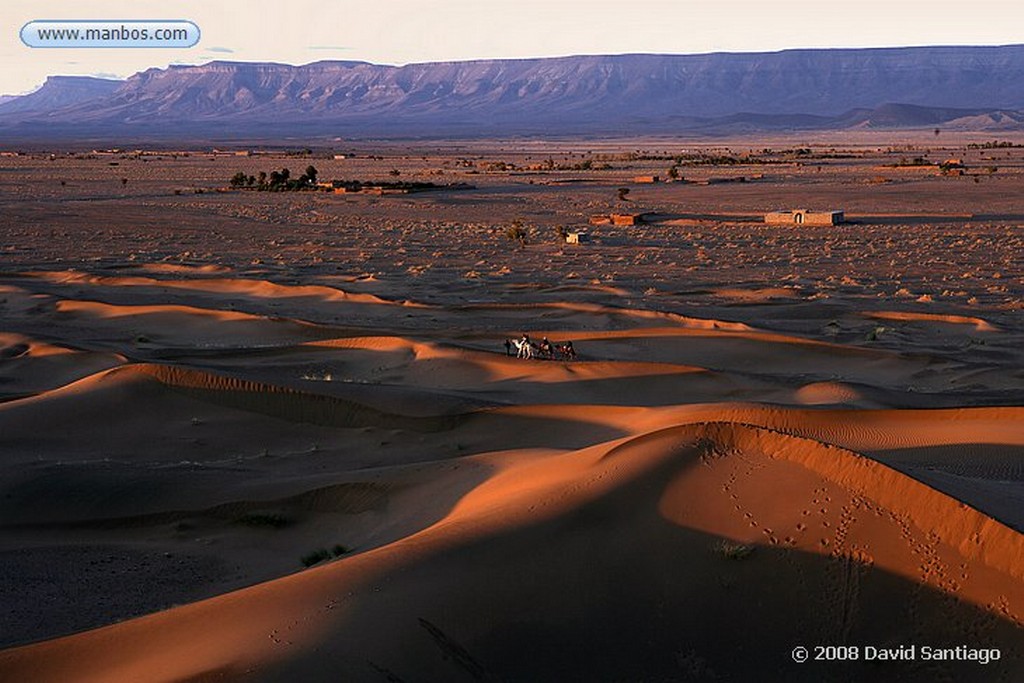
[21,21,200,48]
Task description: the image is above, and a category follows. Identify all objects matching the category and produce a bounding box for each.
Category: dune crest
[865,310,1000,332]
[660,422,1024,585]
[31,270,414,307]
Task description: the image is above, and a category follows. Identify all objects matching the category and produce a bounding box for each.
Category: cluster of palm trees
[229,165,319,191]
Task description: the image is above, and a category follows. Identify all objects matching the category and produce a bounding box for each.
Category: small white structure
[565,230,590,244]
[765,209,844,226]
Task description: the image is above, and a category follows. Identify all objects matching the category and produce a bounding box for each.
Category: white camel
[510,338,535,359]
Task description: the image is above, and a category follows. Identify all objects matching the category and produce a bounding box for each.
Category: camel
[509,337,536,359]
[506,337,576,361]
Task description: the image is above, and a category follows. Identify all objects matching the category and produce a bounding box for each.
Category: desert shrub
[866,325,888,341]
[300,548,331,567]
[896,156,930,167]
[331,544,349,557]
[505,224,528,244]
[714,540,754,560]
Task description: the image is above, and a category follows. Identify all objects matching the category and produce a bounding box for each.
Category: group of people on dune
[504,334,577,361]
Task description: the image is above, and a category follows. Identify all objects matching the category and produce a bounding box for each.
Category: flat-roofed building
[765,209,844,226]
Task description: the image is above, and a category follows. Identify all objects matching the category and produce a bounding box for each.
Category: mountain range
[3,45,1024,141]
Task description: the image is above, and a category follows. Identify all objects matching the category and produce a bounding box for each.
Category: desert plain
[0,133,1023,681]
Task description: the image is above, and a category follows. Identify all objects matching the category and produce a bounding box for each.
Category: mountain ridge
[3,45,1024,140]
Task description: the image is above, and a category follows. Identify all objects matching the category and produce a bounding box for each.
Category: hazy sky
[3,0,1022,94]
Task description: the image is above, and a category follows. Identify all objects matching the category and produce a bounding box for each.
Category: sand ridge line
[20,270,425,308]
[657,421,1024,583]
[711,286,803,301]
[0,333,78,359]
[864,310,1001,332]
[498,401,1024,450]
[125,363,468,432]
[453,300,755,330]
[54,299,279,323]
[0,362,469,432]
[304,335,714,383]
[43,297,348,348]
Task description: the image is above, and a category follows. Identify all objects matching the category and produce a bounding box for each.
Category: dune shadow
[256,428,1024,682]
[874,443,1024,533]
[0,456,497,650]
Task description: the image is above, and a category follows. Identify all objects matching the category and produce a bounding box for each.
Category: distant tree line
[330,179,446,192]
[229,165,319,191]
[967,140,1020,149]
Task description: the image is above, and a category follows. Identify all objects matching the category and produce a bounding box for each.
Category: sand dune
[140,263,232,275]
[865,310,1000,332]
[0,333,75,359]
[794,380,865,405]
[29,269,416,307]
[50,298,329,348]
[712,286,802,302]
[1,241,1022,681]
[2,420,1022,682]
[458,300,756,331]
[659,422,1024,579]
[505,401,1024,450]
[0,333,125,399]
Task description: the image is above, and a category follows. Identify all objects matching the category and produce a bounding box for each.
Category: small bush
[300,548,331,567]
[331,544,349,557]
[505,224,528,244]
[866,325,887,341]
[715,540,754,560]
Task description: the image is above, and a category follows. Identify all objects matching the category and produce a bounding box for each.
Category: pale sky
[3,0,1022,95]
